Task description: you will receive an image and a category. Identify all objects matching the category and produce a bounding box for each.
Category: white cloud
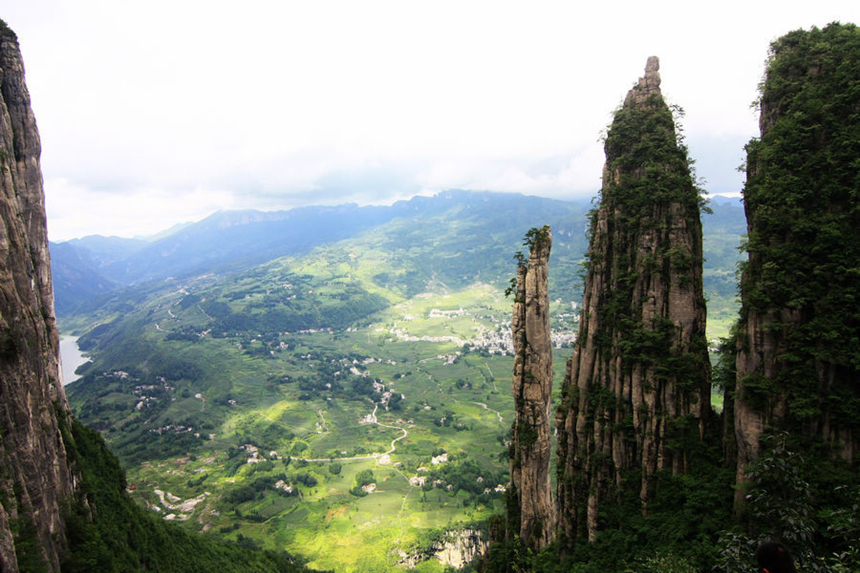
[45,178,238,241]
[4,0,858,239]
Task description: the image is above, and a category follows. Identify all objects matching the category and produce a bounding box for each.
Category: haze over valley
[0,5,857,573]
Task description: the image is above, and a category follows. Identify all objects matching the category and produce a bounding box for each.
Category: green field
[68,273,575,571]
[63,197,742,571]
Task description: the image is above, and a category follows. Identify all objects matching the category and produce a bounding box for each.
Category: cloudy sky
[2,0,857,240]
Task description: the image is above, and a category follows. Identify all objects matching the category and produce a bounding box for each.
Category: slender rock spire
[555,57,711,544]
[509,226,555,550]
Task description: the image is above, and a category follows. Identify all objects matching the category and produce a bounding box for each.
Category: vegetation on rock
[509,226,555,550]
[485,27,859,572]
[733,22,860,483]
[554,56,713,548]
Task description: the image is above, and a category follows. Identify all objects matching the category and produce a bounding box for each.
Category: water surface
[59,335,88,385]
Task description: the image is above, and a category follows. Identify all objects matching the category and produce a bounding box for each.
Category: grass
[79,311,514,571]
[63,199,744,571]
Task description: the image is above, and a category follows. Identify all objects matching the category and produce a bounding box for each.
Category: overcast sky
[2,0,857,241]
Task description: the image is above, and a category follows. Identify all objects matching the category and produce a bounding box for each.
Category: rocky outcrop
[433,528,488,569]
[398,528,488,570]
[0,20,76,572]
[509,226,555,550]
[733,23,860,510]
[555,57,711,543]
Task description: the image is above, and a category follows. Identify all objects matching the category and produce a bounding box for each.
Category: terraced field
[62,194,742,571]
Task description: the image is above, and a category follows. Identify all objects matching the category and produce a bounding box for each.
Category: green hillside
[63,191,743,572]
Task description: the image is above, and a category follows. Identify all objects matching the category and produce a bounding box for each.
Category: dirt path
[483,364,499,393]
[470,401,504,425]
[280,401,419,541]
[315,409,328,434]
[289,402,409,464]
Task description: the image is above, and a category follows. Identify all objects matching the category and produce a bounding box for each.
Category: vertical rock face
[433,529,488,569]
[733,23,860,507]
[0,20,75,572]
[555,57,711,543]
[509,226,555,550]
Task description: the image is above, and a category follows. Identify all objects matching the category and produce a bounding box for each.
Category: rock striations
[555,57,711,543]
[509,226,555,550]
[732,23,860,509]
[0,20,76,572]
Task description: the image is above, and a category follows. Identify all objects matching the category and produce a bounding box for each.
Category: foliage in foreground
[738,21,860,454]
[59,416,322,573]
[478,22,860,573]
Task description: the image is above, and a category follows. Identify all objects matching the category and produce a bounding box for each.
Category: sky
[2,0,858,241]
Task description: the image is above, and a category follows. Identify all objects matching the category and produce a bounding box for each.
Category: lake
[59,335,89,385]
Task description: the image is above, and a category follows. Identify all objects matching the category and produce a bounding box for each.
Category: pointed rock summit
[509,226,555,550]
[555,58,711,543]
[624,55,661,106]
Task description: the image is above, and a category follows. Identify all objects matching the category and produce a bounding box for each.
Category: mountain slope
[49,241,120,316]
[61,189,745,571]
[1,18,320,572]
[54,190,745,331]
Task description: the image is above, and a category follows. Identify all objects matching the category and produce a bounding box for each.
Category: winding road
[288,403,409,464]
[470,401,504,425]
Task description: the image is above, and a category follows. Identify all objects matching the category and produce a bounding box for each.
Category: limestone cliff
[733,23,860,508]
[0,20,76,572]
[555,57,711,543]
[509,226,555,550]
[398,528,488,570]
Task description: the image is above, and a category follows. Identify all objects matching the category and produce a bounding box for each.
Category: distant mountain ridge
[51,191,602,315]
[48,241,120,316]
[60,185,746,572]
[50,190,745,319]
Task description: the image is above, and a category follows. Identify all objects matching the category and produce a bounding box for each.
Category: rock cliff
[0,20,76,572]
[399,528,488,570]
[509,226,555,550]
[555,57,711,543]
[733,23,860,509]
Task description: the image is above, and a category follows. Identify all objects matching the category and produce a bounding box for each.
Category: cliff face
[555,57,711,543]
[509,226,555,550]
[733,23,860,507]
[399,528,488,570]
[0,21,75,572]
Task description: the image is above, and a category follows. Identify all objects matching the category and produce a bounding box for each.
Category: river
[59,335,89,385]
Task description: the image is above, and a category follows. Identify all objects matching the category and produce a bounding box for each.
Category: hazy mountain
[48,241,120,316]
[61,188,747,571]
[66,235,149,266]
[138,220,194,242]
[119,190,592,286]
[52,191,744,322]
[98,204,399,285]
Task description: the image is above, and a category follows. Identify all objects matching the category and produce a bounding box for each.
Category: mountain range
[51,190,745,328]
[55,189,746,571]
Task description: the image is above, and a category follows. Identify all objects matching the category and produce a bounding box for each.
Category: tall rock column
[0,20,75,572]
[555,57,711,543]
[509,226,555,550]
[733,23,859,510]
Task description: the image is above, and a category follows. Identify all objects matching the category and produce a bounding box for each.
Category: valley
[57,191,743,572]
[2,14,855,572]
[68,291,559,571]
